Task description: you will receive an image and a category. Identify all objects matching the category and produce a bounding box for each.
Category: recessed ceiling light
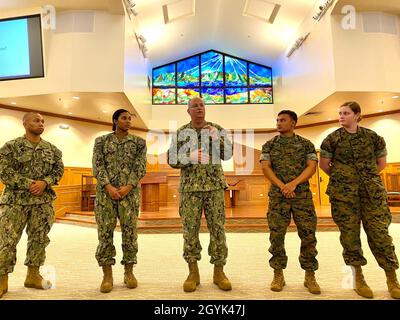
[10,102,17,105]
[378,109,384,112]
[72,96,80,100]
[328,118,332,120]
[68,112,72,115]
[392,96,399,99]
[59,124,70,129]
[102,110,108,113]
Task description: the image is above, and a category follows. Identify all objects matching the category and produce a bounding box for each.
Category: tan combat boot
[213,265,232,291]
[124,263,137,289]
[385,270,400,299]
[100,265,113,293]
[270,269,285,292]
[183,262,200,292]
[24,266,52,290]
[0,274,8,298]
[304,270,321,294]
[353,266,373,298]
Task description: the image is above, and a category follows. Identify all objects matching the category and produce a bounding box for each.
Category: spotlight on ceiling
[59,124,70,129]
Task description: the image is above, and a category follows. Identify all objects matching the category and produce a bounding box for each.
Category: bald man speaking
[0,112,64,299]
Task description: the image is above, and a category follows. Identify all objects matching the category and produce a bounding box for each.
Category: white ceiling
[297,91,400,126]
[134,0,318,69]
[0,0,124,14]
[0,92,148,130]
[2,1,400,130]
[333,0,400,15]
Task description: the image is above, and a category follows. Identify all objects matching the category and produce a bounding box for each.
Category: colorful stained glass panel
[177,88,200,104]
[225,56,247,86]
[152,88,176,104]
[201,51,223,86]
[249,63,272,86]
[201,88,224,104]
[152,64,175,87]
[249,87,273,103]
[225,88,248,104]
[177,56,199,87]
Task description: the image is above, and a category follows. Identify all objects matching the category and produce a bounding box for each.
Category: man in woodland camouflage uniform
[0,112,64,299]
[92,109,147,293]
[260,110,321,294]
[168,97,233,292]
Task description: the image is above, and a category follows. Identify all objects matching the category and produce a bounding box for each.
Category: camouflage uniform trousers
[0,203,54,276]
[179,189,228,266]
[267,197,318,271]
[330,185,399,270]
[95,189,139,267]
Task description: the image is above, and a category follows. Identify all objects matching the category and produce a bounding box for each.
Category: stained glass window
[152,64,175,87]
[249,63,272,86]
[225,88,248,104]
[152,88,176,104]
[177,56,199,87]
[224,56,248,87]
[201,51,223,87]
[177,88,200,104]
[152,50,273,104]
[201,88,224,104]
[249,87,273,103]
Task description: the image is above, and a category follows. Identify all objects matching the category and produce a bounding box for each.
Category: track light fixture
[124,0,138,19]
[313,0,335,22]
[286,32,310,58]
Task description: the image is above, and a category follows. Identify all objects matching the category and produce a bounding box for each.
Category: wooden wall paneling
[53,185,82,218]
[309,170,320,205]
[69,168,94,185]
[233,143,263,175]
[248,184,268,203]
[146,155,159,172]
[167,178,180,207]
[159,184,168,206]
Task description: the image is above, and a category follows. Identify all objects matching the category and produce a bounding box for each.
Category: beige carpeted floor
[2,223,400,300]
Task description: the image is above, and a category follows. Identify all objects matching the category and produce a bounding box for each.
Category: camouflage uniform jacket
[0,136,64,205]
[260,134,318,198]
[320,126,387,201]
[92,133,147,193]
[168,121,233,193]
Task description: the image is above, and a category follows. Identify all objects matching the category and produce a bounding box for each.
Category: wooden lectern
[140,173,167,212]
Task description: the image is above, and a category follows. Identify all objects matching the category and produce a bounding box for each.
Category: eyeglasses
[189,105,205,109]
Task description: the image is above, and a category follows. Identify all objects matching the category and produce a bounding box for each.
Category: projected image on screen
[152,50,273,104]
[177,56,199,87]
[0,19,30,77]
[0,14,44,81]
